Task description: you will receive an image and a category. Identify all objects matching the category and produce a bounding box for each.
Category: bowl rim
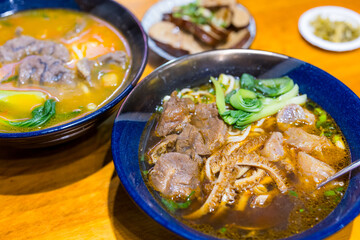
[0,0,148,139]
[112,48,360,240]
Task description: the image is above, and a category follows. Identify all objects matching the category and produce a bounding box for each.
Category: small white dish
[298,6,360,52]
[142,0,256,60]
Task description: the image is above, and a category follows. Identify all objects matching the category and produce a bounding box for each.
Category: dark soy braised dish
[149,0,251,57]
[0,9,130,133]
[140,73,350,239]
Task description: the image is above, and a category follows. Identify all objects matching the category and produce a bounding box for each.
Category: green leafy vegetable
[212,74,307,129]
[219,227,227,234]
[1,99,56,128]
[240,74,294,97]
[289,190,298,197]
[161,191,195,213]
[1,75,18,83]
[324,190,336,196]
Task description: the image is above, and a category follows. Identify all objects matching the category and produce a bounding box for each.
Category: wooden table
[1,0,359,239]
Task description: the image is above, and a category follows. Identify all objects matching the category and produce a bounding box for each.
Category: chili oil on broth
[139,80,350,240]
[0,9,131,133]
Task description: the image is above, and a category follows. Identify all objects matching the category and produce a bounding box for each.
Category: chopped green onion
[324,190,336,196]
[161,191,195,213]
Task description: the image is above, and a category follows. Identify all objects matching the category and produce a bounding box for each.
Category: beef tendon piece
[149,21,207,57]
[0,35,70,63]
[19,55,75,87]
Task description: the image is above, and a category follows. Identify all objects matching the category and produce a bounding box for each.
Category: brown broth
[0,9,131,132]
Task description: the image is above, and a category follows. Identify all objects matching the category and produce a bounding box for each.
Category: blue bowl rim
[112,48,360,240]
[0,0,148,138]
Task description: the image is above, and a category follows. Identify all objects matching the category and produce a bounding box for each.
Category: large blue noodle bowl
[0,0,148,147]
[112,49,360,240]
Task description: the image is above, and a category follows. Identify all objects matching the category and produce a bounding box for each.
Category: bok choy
[212,74,307,129]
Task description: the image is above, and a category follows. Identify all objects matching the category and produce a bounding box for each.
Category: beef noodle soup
[0,9,130,133]
[140,73,350,239]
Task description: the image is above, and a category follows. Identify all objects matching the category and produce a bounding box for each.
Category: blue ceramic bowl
[111,49,360,240]
[0,0,148,148]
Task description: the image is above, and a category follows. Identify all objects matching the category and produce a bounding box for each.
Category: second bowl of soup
[0,0,147,147]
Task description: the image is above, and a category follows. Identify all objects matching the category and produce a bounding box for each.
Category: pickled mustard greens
[311,15,360,42]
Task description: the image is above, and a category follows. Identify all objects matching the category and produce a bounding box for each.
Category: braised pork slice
[156,91,195,137]
[18,55,75,86]
[277,104,315,130]
[149,152,200,198]
[191,103,227,153]
[285,127,332,152]
[199,0,236,8]
[297,152,335,183]
[149,21,207,57]
[261,132,284,162]
[0,35,70,63]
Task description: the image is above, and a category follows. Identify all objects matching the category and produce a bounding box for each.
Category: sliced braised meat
[285,127,332,153]
[97,51,127,67]
[76,51,127,84]
[176,124,210,156]
[149,21,207,57]
[163,14,225,46]
[64,19,87,40]
[0,35,70,63]
[199,0,236,8]
[297,152,335,183]
[18,55,75,86]
[231,6,250,28]
[277,104,315,130]
[191,103,227,153]
[156,91,195,137]
[76,57,94,83]
[261,132,284,162]
[148,134,178,164]
[149,152,200,198]
[216,28,250,49]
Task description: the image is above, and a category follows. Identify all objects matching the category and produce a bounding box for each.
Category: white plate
[142,0,256,60]
[298,6,360,52]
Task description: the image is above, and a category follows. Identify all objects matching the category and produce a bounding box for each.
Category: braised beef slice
[97,51,127,67]
[191,103,227,153]
[149,152,200,198]
[0,36,70,63]
[19,55,75,86]
[176,124,210,156]
[76,51,127,84]
[76,57,94,83]
[156,92,195,137]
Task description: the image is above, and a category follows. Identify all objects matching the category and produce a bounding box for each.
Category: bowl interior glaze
[0,0,148,147]
[112,49,360,240]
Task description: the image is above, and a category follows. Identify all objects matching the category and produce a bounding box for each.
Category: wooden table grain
[1,0,359,239]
